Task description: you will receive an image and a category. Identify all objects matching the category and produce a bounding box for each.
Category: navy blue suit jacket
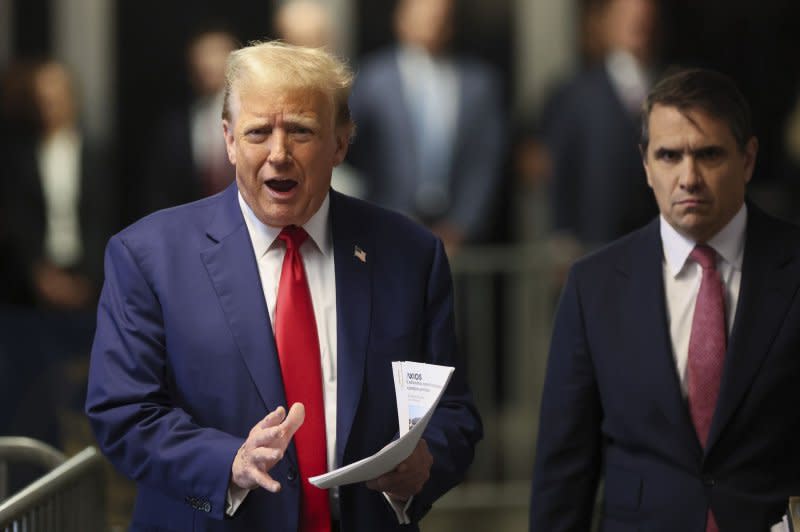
[530,204,800,531]
[348,48,506,242]
[86,184,482,531]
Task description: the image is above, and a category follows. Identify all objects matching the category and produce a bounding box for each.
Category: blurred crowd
[2,0,800,489]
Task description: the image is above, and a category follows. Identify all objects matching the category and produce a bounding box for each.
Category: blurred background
[2,0,800,529]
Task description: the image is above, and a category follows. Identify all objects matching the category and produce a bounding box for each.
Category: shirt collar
[660,204,747,277]
[238,190,331,258]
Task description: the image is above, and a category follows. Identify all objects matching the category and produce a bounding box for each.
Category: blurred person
[348,0,506,254]
[531,68,800,531]
[0,59,115,465]
[86,41,481,531]
[0,59,115,310]
[544,0,660,250]
[140,28,237,214]
[274,0,335,50]
[273,0,367,199]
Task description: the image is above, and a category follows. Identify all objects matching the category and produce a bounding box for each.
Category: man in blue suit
[86,41,481,531]
[530,68,800,531]
[348,0,506,252]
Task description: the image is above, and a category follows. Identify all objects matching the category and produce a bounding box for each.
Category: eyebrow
[653,145,725,157]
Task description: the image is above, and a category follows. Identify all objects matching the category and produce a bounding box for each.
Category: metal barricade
[0,438,106,532]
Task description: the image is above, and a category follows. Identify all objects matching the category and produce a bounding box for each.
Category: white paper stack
[309,361,454,489]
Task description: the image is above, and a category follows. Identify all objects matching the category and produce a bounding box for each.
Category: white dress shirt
[240,191,339,469]
[660,205,746,395]
[397,44,460,217]
[191,91,228,173]
[38,128,83,267]
[606,49,652,116]
[228,192,411,523]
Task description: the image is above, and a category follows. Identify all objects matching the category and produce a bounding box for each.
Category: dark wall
[660,0,800,187]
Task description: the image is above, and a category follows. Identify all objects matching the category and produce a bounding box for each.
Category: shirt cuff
[382,492,413,525]
[225,484,251,516]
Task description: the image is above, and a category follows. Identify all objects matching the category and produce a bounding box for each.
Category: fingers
[245,446,285,493]
[259,405,287,429]
[249,403,305,449]
[231,404,307,491]
[232,443,282,491]
[235,452,282,493]
[365,439,433,499]
[367,467,421,495]
[282,403,305,438]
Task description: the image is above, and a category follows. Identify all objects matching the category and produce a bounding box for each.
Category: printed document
[309,361,454,489]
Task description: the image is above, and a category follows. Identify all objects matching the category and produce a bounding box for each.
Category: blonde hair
[222,40,354,128]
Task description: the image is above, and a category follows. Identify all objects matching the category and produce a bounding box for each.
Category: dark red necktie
[687,244,725,532]
[275,226,331,532]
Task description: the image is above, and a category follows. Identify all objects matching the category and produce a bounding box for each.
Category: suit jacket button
[287,467,297,481]
[202,501,211,513]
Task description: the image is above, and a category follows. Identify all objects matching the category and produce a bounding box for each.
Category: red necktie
[687,244,725,532]
[275,226,331,532]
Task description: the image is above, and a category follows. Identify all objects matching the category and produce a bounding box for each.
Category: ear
[222,119,237,165]
[640,144,654,189]
[332,124,352,166]
[742,136,758,184]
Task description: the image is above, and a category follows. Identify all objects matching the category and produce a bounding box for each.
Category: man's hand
[366,438,433,501]
[231,403,304,492]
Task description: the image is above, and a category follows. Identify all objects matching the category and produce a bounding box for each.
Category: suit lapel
[330,191,372,467]
[707,206,800,450]
[622,221,702,458]
[199,184,288,414]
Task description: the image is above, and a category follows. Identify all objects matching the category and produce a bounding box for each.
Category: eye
[694,146,724,161]
[287,124,314,138]
[654,148,682,163]
[245,127,270,140]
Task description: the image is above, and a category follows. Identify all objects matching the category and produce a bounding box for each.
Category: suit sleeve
[407,237,484,522]
[85,235,242,520]
[529,267,602,531]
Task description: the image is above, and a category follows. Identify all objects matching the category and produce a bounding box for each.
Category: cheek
[239,145,269,172]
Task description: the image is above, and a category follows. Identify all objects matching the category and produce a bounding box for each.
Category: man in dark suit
[348,0,506,252]
[86,41,481,531]
[530,68,800,531]
[545,0,660,249]
[1,60,115,309]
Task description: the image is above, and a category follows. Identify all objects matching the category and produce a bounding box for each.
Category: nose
[678,156,701,192]
[267,130,290,166]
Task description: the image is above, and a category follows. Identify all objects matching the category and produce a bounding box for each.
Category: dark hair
[640,67,753,152]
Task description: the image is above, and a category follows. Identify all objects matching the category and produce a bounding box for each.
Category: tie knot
[278,225,308,250]
[690,244,717,270]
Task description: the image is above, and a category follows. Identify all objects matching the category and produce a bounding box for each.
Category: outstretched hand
[231,403,305,492]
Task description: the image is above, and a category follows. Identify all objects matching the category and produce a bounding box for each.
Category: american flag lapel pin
[354,245,367,263]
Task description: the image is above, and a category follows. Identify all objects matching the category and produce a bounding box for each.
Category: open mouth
[265,179,298,192]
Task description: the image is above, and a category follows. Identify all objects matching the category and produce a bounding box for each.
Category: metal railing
[0,438,106,532]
